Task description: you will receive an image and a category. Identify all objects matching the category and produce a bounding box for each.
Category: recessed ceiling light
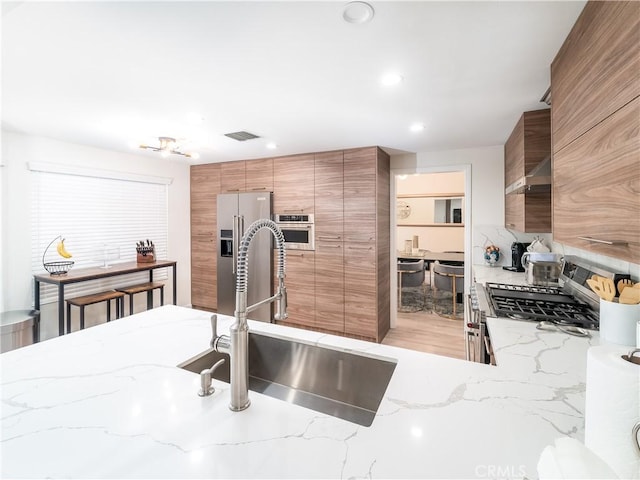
[381,73,403,86]
[410,123,426,132]
[266,142,277,150]
[343,1,374,24]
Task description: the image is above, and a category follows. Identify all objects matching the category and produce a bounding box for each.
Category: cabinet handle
[577,236,628,246]
[225,189,240,192]
[319,244,341,248]
[251,187,267,191]
[284,209,304,213]
[318,236,341,240]
[287,251,306,257]
[348,246,373,251]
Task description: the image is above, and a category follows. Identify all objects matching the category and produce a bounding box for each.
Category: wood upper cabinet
[273,153,315,214]
[314,151,344,333]
[220,161,246,193]
[190,163,220,311]
[344,148,377,242]
[551,1,640,154]
[245,158,273,192]
[504,109,551,233]
[553,97,640,264]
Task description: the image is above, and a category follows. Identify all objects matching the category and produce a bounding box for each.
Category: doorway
[389,165,472,331]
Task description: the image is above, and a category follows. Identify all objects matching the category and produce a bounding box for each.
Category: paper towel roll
[585,345,640,480]
[412,235,419,249]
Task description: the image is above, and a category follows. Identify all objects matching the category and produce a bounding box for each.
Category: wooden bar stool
[66,291,125,333]
[116,282,165,316]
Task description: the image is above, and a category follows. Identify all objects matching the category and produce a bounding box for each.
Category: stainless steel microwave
[274,214,314,250]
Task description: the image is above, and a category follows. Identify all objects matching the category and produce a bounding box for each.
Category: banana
[56,239,72,258]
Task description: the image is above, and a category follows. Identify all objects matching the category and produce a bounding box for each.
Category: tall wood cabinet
[504,109,552,233]
[344,147,390,342]
[190,146,390,342]
[551,1,639,264]
[190,163,220,311]
[314,151,345,334]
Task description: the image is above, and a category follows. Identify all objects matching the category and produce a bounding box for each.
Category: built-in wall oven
[274,214,315,250]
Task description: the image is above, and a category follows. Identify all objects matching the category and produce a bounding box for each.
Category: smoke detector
[343,2,374,24]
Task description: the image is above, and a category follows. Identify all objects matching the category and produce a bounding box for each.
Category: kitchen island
[1,304,595,479]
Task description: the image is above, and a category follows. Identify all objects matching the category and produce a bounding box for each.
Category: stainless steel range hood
[505,155,551,195]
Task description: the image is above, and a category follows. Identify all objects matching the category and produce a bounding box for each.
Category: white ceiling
[2,1,586,164]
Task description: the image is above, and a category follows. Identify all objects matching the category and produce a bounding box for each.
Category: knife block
[136,246,155,263]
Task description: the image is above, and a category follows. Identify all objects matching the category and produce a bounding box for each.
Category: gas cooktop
[486,282,599,329]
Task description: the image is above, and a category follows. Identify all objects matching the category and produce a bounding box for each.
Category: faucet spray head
[274,283,288,321]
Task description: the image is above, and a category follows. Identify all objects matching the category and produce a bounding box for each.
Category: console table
[34,260,177,336]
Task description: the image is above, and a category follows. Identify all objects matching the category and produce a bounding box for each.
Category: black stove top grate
[487,282,599,329]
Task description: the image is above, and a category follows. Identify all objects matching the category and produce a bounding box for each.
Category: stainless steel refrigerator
[217,192,273,322]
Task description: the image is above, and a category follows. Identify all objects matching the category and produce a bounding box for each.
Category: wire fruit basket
[44,260,74,275]
[42,235,74,276]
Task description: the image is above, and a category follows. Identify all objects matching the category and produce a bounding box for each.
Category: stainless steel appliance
[274,213,315,250]
[521,252,563,285]
[466,256,632,364]
[217,192,273,322]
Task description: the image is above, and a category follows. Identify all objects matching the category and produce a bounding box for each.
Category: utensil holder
[136,246,155,263]
[599,299,640,346]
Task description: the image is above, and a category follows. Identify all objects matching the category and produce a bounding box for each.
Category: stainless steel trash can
[1,310,39,353]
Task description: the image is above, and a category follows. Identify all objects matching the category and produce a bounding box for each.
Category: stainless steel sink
[177,331,397,427]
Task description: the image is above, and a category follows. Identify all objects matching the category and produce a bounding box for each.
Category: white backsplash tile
[472,225,639,280]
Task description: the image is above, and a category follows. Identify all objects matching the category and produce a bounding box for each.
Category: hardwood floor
[381,308,466,360]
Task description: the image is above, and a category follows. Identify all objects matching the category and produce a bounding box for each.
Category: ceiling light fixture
[139,136,199,159]
[266,142,278,150]
[410,123,426,132]
[343,1,374,24]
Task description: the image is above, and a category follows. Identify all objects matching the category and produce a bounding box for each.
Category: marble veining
[2,300,597,479]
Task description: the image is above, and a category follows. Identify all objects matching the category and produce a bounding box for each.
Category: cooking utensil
[536,321,590,337]
[587,276,616,301]
[618,278,633,295]
[620,287,640,305]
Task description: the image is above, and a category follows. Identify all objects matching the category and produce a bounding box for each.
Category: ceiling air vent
[224,131,260,141]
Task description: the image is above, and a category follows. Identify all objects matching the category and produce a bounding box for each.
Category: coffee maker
[502,242,530,272]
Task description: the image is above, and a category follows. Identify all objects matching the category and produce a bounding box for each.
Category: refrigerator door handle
[232,215,238,275]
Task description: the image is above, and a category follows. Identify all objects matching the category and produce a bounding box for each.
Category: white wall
[396,171,465,252]
[1,131,192,335]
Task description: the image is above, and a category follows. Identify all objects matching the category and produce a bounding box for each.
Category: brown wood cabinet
[245,158,273,192]
[504,109,552,233]
[551,1,640,154]
[553,97,639,264]
[551,1,640,264]
[314,151,345,333]
[189,146,390,342]
[344,147,390,341]
[273,153,315,214]
[276,250,316,328]
[220,161,246,193]
[190,163,220,311]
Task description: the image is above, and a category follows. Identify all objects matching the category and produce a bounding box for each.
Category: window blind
[31,167,169,304]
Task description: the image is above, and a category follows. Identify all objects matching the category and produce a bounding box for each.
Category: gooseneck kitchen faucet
[211,218,287,411]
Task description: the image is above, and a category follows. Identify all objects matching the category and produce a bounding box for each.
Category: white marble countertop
[1,304,597,479]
